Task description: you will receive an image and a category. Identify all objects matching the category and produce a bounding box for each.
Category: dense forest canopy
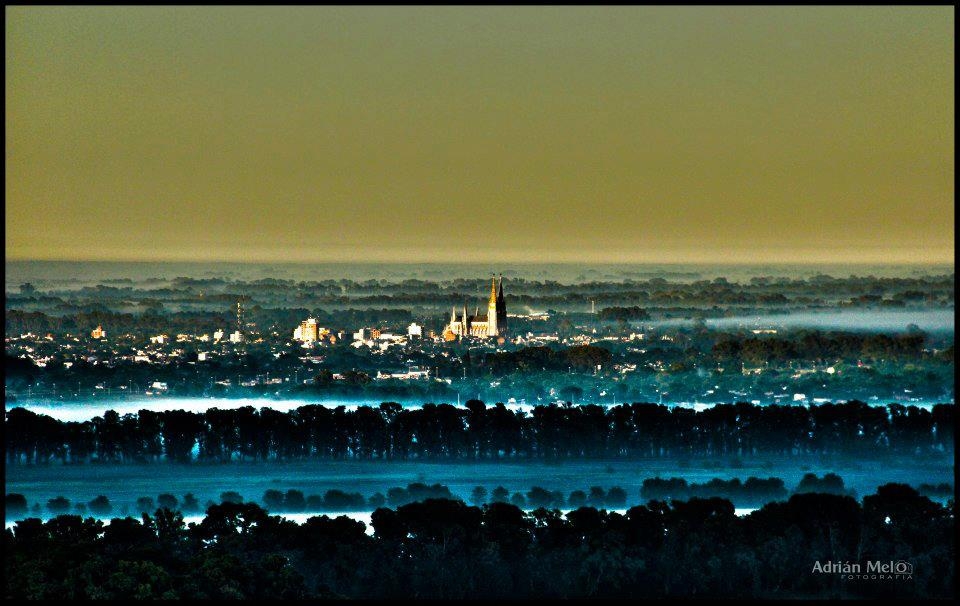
[5,485,953,599]
[5,401,953,465]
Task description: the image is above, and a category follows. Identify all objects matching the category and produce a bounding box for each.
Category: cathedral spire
[486,275,499,337]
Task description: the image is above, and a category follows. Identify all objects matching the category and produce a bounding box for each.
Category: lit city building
[293,318,320,343]
[444,275,507,338]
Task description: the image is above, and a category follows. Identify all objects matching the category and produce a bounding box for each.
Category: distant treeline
[474,335,947,374]
[712,333,930,364]
[641,477,788,502]
[5,401,953,465]
[10,273,954,312]
[9,473,886,522]
[15,273,956,296]
[4,484,953,599]
[640,472,855,503]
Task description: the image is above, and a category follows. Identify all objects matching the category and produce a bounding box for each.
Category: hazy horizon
[5,248,956,265]
[6,7,955,264]
[5,259,953,293]
[4,256,956,266]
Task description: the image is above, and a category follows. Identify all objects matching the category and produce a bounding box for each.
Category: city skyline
[6,6,955,265]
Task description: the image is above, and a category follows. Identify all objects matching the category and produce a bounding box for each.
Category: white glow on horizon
[8,396,948,423]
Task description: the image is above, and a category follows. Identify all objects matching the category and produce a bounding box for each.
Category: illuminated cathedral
[444,275,507,339]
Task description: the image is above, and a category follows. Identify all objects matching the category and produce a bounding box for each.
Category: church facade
[444,275,507,339]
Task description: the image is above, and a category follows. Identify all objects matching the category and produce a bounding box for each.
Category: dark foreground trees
[4,485,954,599]
[5,400,954,464]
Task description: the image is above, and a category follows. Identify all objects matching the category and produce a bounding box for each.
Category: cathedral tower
[486,276,498,336]
[443,274,506,339]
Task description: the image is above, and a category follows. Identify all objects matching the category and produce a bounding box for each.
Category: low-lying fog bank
[651,308,954,333]
[7,456,951,525]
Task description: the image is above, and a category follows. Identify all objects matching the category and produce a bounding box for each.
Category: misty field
[7,452,952,523]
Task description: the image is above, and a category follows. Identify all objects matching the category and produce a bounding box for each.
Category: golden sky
[5,6,954,264]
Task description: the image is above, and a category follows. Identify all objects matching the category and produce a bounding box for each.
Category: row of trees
[712,333,929,364]
[5,485,953,599]
[8,473,876,522]
[641,477,788,503]
[6,401,953,465]
[639,473,857,504]
[12,272,953,317]
[18,272,954,297]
